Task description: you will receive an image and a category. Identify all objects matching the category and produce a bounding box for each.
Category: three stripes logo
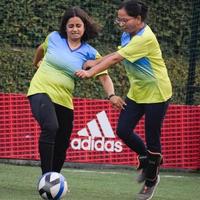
[71,111,123,152]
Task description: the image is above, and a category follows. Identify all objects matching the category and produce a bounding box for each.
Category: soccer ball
[38,172,68,200]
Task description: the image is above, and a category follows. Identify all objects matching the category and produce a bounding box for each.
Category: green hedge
[0,0,198,56]
[0,0,199,104]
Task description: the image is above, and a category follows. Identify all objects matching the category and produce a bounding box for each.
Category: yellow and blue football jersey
[117,25,172,103]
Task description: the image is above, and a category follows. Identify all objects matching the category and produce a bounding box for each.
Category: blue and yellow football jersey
[28,31,103,109]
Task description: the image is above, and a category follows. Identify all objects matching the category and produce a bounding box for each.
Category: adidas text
[71,136,123,152]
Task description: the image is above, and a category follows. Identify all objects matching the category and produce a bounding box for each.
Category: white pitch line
[63,169,124,175]
[62,169,200,179]
[163,175,187,178]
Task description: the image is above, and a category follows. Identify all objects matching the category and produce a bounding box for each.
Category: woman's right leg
[117,98,148,183]
[28,93,59,174]
[117,97,147,156]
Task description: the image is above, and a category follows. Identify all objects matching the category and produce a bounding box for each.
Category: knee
[43,121,59,136]
[116,123,129,140]
[40,122,59,143]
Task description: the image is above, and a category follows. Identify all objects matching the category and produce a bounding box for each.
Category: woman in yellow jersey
[76,1,172,199]
[27,7,125,175]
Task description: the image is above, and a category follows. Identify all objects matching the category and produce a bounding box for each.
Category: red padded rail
[0,93,200,170]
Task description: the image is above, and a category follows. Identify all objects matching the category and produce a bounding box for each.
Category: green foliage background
[0,0,199,104]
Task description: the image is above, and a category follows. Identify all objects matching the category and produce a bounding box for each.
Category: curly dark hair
[59,7,100,42]
[119,0,148,22]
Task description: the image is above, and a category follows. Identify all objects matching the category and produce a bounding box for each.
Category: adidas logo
[71,111,123,152]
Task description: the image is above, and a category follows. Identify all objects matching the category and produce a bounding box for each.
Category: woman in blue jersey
[27,7,125,175]
[76,1,172,199]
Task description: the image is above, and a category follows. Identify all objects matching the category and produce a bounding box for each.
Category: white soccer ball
[38,172,68,200]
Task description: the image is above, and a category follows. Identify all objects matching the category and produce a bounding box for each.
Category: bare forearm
[33,45,44,67]
[98,74,115,97]
[84,53,115,69]
[90,52,123,76]
[95,53,115,65]
[75,52,124,79]
[98,74,127,110]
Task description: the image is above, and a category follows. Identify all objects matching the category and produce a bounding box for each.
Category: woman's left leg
[144,99,170,186]
[52,104,74,173]
[137,100,170,199]
[145,100,170,154]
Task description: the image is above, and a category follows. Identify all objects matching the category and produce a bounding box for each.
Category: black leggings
[28,93,73,173]
[117,97,170,155]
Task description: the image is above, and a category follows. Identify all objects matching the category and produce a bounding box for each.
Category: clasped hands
[75,60,126,110]
[75,60,95,78]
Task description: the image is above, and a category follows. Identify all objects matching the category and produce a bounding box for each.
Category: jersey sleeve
[117,36,148,63]
[41,34,50,54]
[95,51,101,59]
[86,47,108,77]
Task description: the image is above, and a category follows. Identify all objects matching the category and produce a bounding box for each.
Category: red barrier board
[0,93,200,170]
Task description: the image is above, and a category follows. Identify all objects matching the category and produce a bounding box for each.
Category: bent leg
[29,93,58,174]
[117,97,147,156]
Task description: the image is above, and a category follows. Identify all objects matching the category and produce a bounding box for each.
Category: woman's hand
[75,70,93,78]
[109,95,126,110]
